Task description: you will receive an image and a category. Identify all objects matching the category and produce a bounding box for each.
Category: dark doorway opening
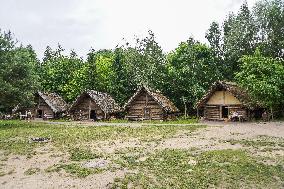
[37,110,43,118]
[143,107,151,120]
[90,110,97,120]
[222,106,228,118]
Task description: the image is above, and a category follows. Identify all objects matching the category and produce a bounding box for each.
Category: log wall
[203,90,248,120]
[126,91,165,120]
[32,96,54,118]
[204,105,247,120]
[70,95,104,120]
[204,106,220,120]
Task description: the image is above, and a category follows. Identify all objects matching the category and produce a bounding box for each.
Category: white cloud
[0,0,257,59]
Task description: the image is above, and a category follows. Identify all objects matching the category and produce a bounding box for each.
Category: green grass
[225,136,284,149]
[143,117,198,124]
[69,148,102,161]
[0,120,205,156]
[105,117,198,124]
[112,149,284,189]
[1,120,284,188]
[24,167,40,175]
[46,163,103,178]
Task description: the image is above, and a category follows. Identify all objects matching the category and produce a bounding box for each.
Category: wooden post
[182,96,187,119]
[88,98,91,120]
[197,108,199,118]
[270,107,274,120]
[220,106,222,119]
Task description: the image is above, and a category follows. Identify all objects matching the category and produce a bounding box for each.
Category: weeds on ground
[45,163,103,178]
[225,136,284,150]
[24,167,40,175]
[105,117,198,124]
[69,148,102,161]
[112,149,284,189]
[0,120,205,156]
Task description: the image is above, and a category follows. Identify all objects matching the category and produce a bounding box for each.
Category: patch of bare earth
[158,121,284,150]
[0,144,127,189]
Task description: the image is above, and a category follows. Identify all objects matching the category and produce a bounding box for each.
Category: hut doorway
[37,110,43,118]
[143,107,151,120]
[221,106,228,118]
[90,110,97,120]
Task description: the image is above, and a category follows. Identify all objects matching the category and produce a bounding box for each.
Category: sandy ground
[0,121,283,189]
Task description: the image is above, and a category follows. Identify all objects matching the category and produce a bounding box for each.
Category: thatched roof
[124,86,179,113]
[37,92,68,113]
[196,81,259,109]
[69,90,121,114]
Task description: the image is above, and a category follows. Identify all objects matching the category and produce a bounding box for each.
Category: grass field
[0,120,283,188]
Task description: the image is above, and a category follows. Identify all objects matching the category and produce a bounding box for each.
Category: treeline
[0,0,284,116]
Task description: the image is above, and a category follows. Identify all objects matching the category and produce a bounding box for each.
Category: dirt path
[158,121,284,150]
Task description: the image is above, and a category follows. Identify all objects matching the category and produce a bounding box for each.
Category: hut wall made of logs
[124,87,179,121]
[69,94,105,120]
[196,81,255,121]
[204,90,247,120]
[69,90,121,121]
[34,94,55,118]
[126,91,164,120]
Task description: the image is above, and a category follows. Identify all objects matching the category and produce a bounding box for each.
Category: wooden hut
[69,90,121,121]
[25,92,68,119]
[124,86,179,120]
[196,81,257,121]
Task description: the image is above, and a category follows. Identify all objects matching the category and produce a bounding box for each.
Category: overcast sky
[0,0,257,59]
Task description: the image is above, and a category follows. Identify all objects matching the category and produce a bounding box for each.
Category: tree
[235,49,284,119]
[109,47,136,105]
[0,30,39,113]
[106,31,167,105]
[85,49,115,93]
[40,45,84,101]
[165,38,222,113]
[253,0,284,58]
[122,30,167,88]
[205,21,222,57]
[222,2,257,79]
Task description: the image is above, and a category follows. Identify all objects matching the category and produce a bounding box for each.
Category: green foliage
[40,46,85,101]
[254,0,284,58]
[205,21,222,57]
[0,31,39,112]
[235,49,284,110]
[222,2,257,78]
[1,0,283,115]
[165,38,222,111]
[206,0,284,79]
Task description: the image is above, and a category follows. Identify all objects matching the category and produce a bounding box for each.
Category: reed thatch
[37,92,68,113]
[69,90,121,114]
